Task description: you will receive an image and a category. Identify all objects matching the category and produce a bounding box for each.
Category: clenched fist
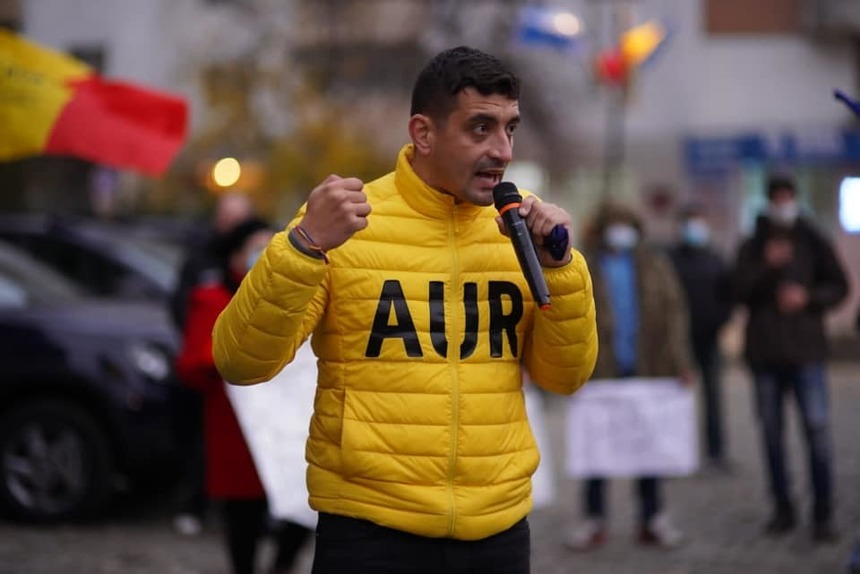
[299,175,371,251]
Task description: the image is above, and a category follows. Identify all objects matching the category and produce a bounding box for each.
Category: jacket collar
[393,144,485,221]
[752,213,812,243]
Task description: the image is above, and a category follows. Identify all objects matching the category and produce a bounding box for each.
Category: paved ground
[1,361,858,574]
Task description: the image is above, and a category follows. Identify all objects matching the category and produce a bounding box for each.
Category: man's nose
[489,132,513,163]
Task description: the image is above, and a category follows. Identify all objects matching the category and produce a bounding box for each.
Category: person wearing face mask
[566,202,694,552]
[732,175,848,543]
[176,217,313,574]
[170,192,258,538]
[667,204,734,474]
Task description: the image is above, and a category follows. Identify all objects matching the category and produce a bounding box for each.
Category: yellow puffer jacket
[213,144,597,541]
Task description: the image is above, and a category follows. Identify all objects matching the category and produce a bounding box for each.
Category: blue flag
[835,89,860,118]
[514,6,584,53]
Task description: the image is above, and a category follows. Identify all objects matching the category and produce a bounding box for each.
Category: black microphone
[493,181,551,310]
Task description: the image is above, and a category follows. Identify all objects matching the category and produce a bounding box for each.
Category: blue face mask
[245,248,263,272]
[682,220,710,247]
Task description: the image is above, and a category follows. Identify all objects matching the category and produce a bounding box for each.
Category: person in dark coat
[732,175,849,542]
[176,218,312,574]
[668,204,734,471]
[170,192,256,536]
[170,192,256,329]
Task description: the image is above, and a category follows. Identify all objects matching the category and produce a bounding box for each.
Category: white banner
[564,378,698,478]
[226,342,318,528]
[523,380,555,509]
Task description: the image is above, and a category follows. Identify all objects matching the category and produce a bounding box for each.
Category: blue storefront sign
[684,129,860,177]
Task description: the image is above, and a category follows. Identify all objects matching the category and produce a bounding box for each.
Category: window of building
[706,0,801,35]
[70,46,106,73]
[0,0,21,30]
[839,177,860,233]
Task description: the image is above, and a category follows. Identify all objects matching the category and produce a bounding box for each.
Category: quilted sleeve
[523,248,598,395]
[212,228,328,385]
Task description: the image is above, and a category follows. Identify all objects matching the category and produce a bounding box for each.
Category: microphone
[493,181,551,310]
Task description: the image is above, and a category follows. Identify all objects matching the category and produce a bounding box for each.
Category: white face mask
[767,201,799,225]
[604,224,639,250]
[681,219,710,247]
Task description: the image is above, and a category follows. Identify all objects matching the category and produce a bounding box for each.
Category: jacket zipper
[446,204,461,536]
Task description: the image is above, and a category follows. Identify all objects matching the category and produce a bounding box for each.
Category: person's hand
[298,175,371,251]
[764,238,793,268]
[495,195,573,267]
[777,282,809,314]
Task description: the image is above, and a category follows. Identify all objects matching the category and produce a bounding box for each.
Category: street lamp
[211,157,242,188]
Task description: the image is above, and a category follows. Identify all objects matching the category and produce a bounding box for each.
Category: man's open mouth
[475,170,503,187]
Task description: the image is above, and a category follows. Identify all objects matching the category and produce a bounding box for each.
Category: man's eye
[506,124,519,136]
[473,124,489,135]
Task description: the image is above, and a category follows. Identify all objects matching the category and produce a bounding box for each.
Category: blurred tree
[153,0,580,221]
[266,84,391,220]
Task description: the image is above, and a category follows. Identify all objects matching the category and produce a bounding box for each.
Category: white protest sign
[523,380,555,509]
[226,342,317,528]
[564,378,698,478]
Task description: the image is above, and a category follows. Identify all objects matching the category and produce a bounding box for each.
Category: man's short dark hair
[766,174,797,199]
[410,46,520,122]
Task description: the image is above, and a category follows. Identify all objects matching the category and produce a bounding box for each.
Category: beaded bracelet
[293,225,330,264]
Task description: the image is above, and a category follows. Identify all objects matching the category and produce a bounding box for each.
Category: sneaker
[173,513,203,536]
[638,513,684,549]
[565,518,607,551]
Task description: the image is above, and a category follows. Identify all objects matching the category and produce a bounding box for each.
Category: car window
[0,275,27,308]
[0,230,171,299]
[106,236,181,293]
[0,222,183,301]
[21,234,140,298]
[0,242,83,305]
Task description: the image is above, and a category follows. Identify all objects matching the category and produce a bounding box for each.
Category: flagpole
[602,85,626,199]
[599,0,633,199]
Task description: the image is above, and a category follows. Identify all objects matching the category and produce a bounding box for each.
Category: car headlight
[128,341,171,382]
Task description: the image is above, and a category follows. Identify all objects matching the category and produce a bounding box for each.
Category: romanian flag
[592,20,671,87]
[0,29,188,176]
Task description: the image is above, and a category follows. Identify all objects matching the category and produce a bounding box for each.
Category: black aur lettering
[428,282,479,360]
[488,281,523,357]
[366,280,524,359]
[365,280,422,357]
[459,283,478,360]
[429,281,447,358]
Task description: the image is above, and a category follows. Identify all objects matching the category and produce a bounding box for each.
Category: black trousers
[222,498,268,574]
[221,499,313,574]
[311,513,530,574]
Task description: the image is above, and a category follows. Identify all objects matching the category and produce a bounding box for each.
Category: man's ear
[408,114,434,156]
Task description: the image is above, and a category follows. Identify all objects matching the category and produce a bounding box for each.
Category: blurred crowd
[158,169,858,573]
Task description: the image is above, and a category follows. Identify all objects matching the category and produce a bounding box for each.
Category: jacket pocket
[340,389,371,479]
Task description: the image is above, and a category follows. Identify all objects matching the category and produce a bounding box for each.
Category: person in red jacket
[176,217,311,574]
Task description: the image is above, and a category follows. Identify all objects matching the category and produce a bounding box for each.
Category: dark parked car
[0,240,183,522]
[0,214,188,303]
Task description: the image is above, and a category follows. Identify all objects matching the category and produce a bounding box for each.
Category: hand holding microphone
[493,182,573,309]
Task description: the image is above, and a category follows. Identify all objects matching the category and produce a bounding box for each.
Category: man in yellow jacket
[212,45,598,574]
